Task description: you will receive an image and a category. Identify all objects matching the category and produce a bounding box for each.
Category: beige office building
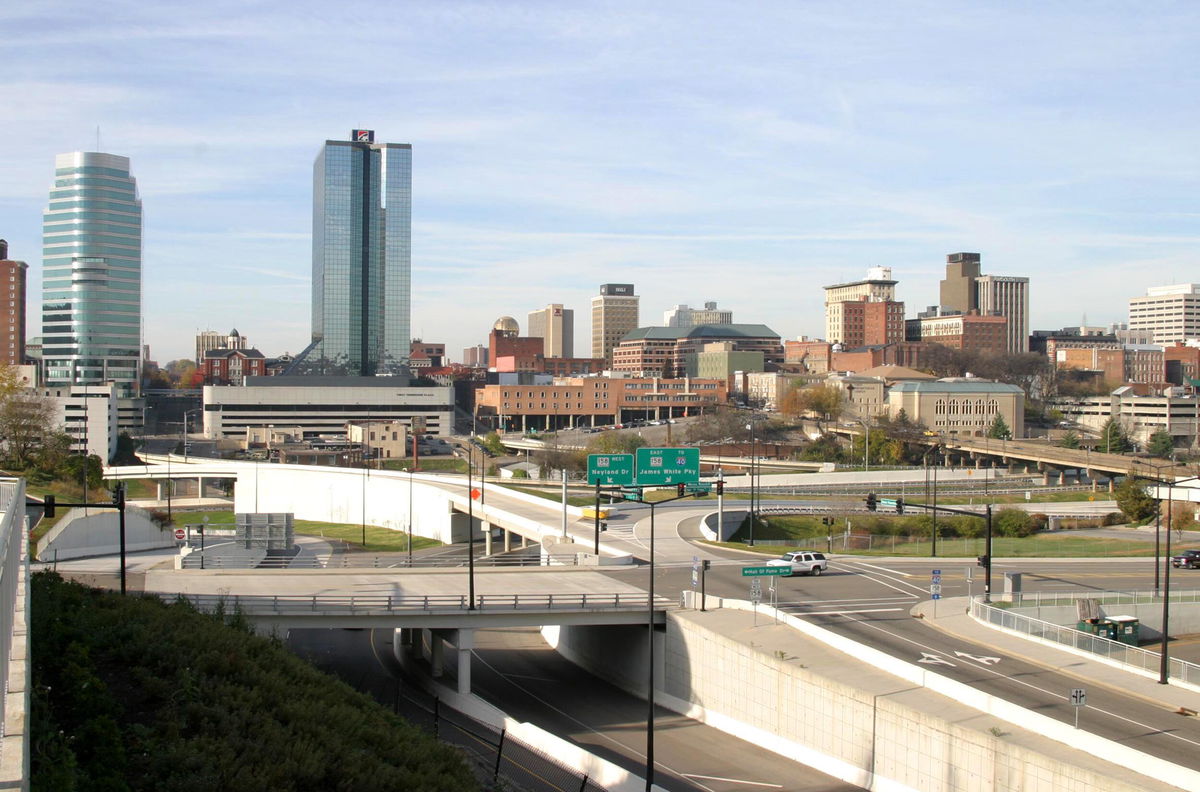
[591,283,638,364]
[528,303,574,358]
[1129,284,1200,344]
[887,380,1024,438]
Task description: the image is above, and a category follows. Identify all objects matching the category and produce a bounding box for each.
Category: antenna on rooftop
[95,126,101,152]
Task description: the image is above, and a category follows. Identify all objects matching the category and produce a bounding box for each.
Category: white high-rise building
[663,301,733,327]
[1129,284,1200,344]
[976,275,1030,353]
[527,303,574,358]
[41,152,142,395]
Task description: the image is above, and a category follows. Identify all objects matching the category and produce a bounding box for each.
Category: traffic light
[715,480,724,495]
[895,498,904,515]
[865,493,877,512]
[43,495,55,518]
[677,482,686,496]
[977,554,989,567]
[112,484,125,507]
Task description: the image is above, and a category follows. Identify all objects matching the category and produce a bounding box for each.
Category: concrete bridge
[829,426,1195,486]
[104,455,633,564]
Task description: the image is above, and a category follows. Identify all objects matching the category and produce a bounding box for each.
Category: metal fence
[166,591,662,615]
[0,479,25,752]
[179,548,556,570]
[970,594,1200,687]
[743,533,1183,557]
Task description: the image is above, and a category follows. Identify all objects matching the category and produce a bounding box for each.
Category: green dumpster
[1108,615,1140,646]
[1076,618,1118,641]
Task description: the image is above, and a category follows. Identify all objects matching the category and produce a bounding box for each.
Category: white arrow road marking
[955,650,1002,665]
[918,652,955,666]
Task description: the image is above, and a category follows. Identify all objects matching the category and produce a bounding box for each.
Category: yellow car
[582,507,610,520]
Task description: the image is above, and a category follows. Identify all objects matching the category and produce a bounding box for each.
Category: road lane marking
[955,651,1002,665]
[795,607,904,616]
[681,774,783,788]
[918,653,955,666]
[846,561,913,577]
[829,612,1200,752]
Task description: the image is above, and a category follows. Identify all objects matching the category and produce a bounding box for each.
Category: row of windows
[933,399,1002,415]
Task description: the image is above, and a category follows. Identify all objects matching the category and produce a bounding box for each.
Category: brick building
[612,324,783,378]
[0,240,27,366]
[905,313,1007,354]
[832,298,905,348]
[474,376,727,432]
[784,338,831,373]
[201,348,266,385]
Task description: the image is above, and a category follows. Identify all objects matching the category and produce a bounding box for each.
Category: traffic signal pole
[864,493,996,602]
[43,484,129,594]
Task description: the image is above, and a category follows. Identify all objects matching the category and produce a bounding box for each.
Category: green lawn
[380,458,467,473]
[177,510,440,553]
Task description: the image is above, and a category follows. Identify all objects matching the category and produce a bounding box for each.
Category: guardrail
[178,551,555,570]
[970,594,1200,687]
[164,591,663,615]
[0,479,27,785]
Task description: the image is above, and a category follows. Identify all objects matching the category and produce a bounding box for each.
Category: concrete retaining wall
[37,507,175,562]
[546,601,1197,792]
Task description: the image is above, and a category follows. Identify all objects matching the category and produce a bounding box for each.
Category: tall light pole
[467,444,476,610]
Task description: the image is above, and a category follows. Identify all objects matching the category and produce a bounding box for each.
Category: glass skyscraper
[41,152,142,395]
[309,130,411,376]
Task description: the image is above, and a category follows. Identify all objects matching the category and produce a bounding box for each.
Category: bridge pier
[456,629,474,695]
[427,629,444,678]
[1042,469,1051,486]
[503,528,512,553]
[483,521,492,556]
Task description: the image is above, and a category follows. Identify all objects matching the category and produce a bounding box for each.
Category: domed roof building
[493,316,519,336]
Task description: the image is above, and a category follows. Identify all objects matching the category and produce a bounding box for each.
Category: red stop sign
[174,528,186,540]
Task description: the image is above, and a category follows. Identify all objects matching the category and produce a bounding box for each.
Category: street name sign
[634,447,700,486]
[686,482,712,494]
[879,498,898,508]
[741,565,789,577]
[587,454,635,486]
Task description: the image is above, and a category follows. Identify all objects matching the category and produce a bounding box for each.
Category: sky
[2,1,1199,364]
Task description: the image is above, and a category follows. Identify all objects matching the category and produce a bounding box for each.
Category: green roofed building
[612,324,782,378]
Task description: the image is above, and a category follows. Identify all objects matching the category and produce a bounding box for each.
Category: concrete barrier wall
[546,604,1197,792]
[37,507,176,562]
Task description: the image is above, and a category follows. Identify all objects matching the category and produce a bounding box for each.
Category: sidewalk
[915,595,1200,715]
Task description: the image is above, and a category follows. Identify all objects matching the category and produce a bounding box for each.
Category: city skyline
[2,3,1199,363]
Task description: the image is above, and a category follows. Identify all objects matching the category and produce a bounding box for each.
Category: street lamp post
[467,445,476,610]
[745,423,756,545]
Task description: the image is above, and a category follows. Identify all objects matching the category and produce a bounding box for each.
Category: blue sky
[2,1,1198,363]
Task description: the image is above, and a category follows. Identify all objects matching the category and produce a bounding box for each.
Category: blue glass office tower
[41,152,142,395]
[310,130,411,376]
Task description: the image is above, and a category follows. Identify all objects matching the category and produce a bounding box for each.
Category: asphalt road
[598,549,1200,774]
[289,625,858,792]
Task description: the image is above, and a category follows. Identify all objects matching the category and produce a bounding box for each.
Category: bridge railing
[0,478,27,785]
[162,591,665,615]
[970,594,1200,688]
[178,551,580,570]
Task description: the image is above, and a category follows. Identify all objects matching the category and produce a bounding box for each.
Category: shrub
[1028,513,1049,532]
[994,508,1034,537]
[1102,512,1126,526]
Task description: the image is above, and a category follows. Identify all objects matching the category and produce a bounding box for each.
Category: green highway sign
[634,447,700,486]
[587,454,635,486]
[879,498,898,508]
[741,565,789,577]
[620,490,644,501]
[686,482,712,493]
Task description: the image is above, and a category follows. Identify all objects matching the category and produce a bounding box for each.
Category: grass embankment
[31,572,477,791]
[184,510,440,553]
[716,512,1200,558]
[380,458,467,473]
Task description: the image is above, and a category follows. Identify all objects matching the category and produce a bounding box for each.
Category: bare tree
[0,389,56,469]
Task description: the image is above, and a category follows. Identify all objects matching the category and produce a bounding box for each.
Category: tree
[481,431,505,456]
[1058,430,1081,449]
[0,389,56,469]
[987,414,1012,440]
[587,432,646,454]
[62,455,104,492]
[1113,477,1156,522]
[1099,418,1130,454]
[1147,429,1175,459]
[994,508,1034,537]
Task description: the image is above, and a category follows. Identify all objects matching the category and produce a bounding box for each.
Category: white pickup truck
[766,551,828,577]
